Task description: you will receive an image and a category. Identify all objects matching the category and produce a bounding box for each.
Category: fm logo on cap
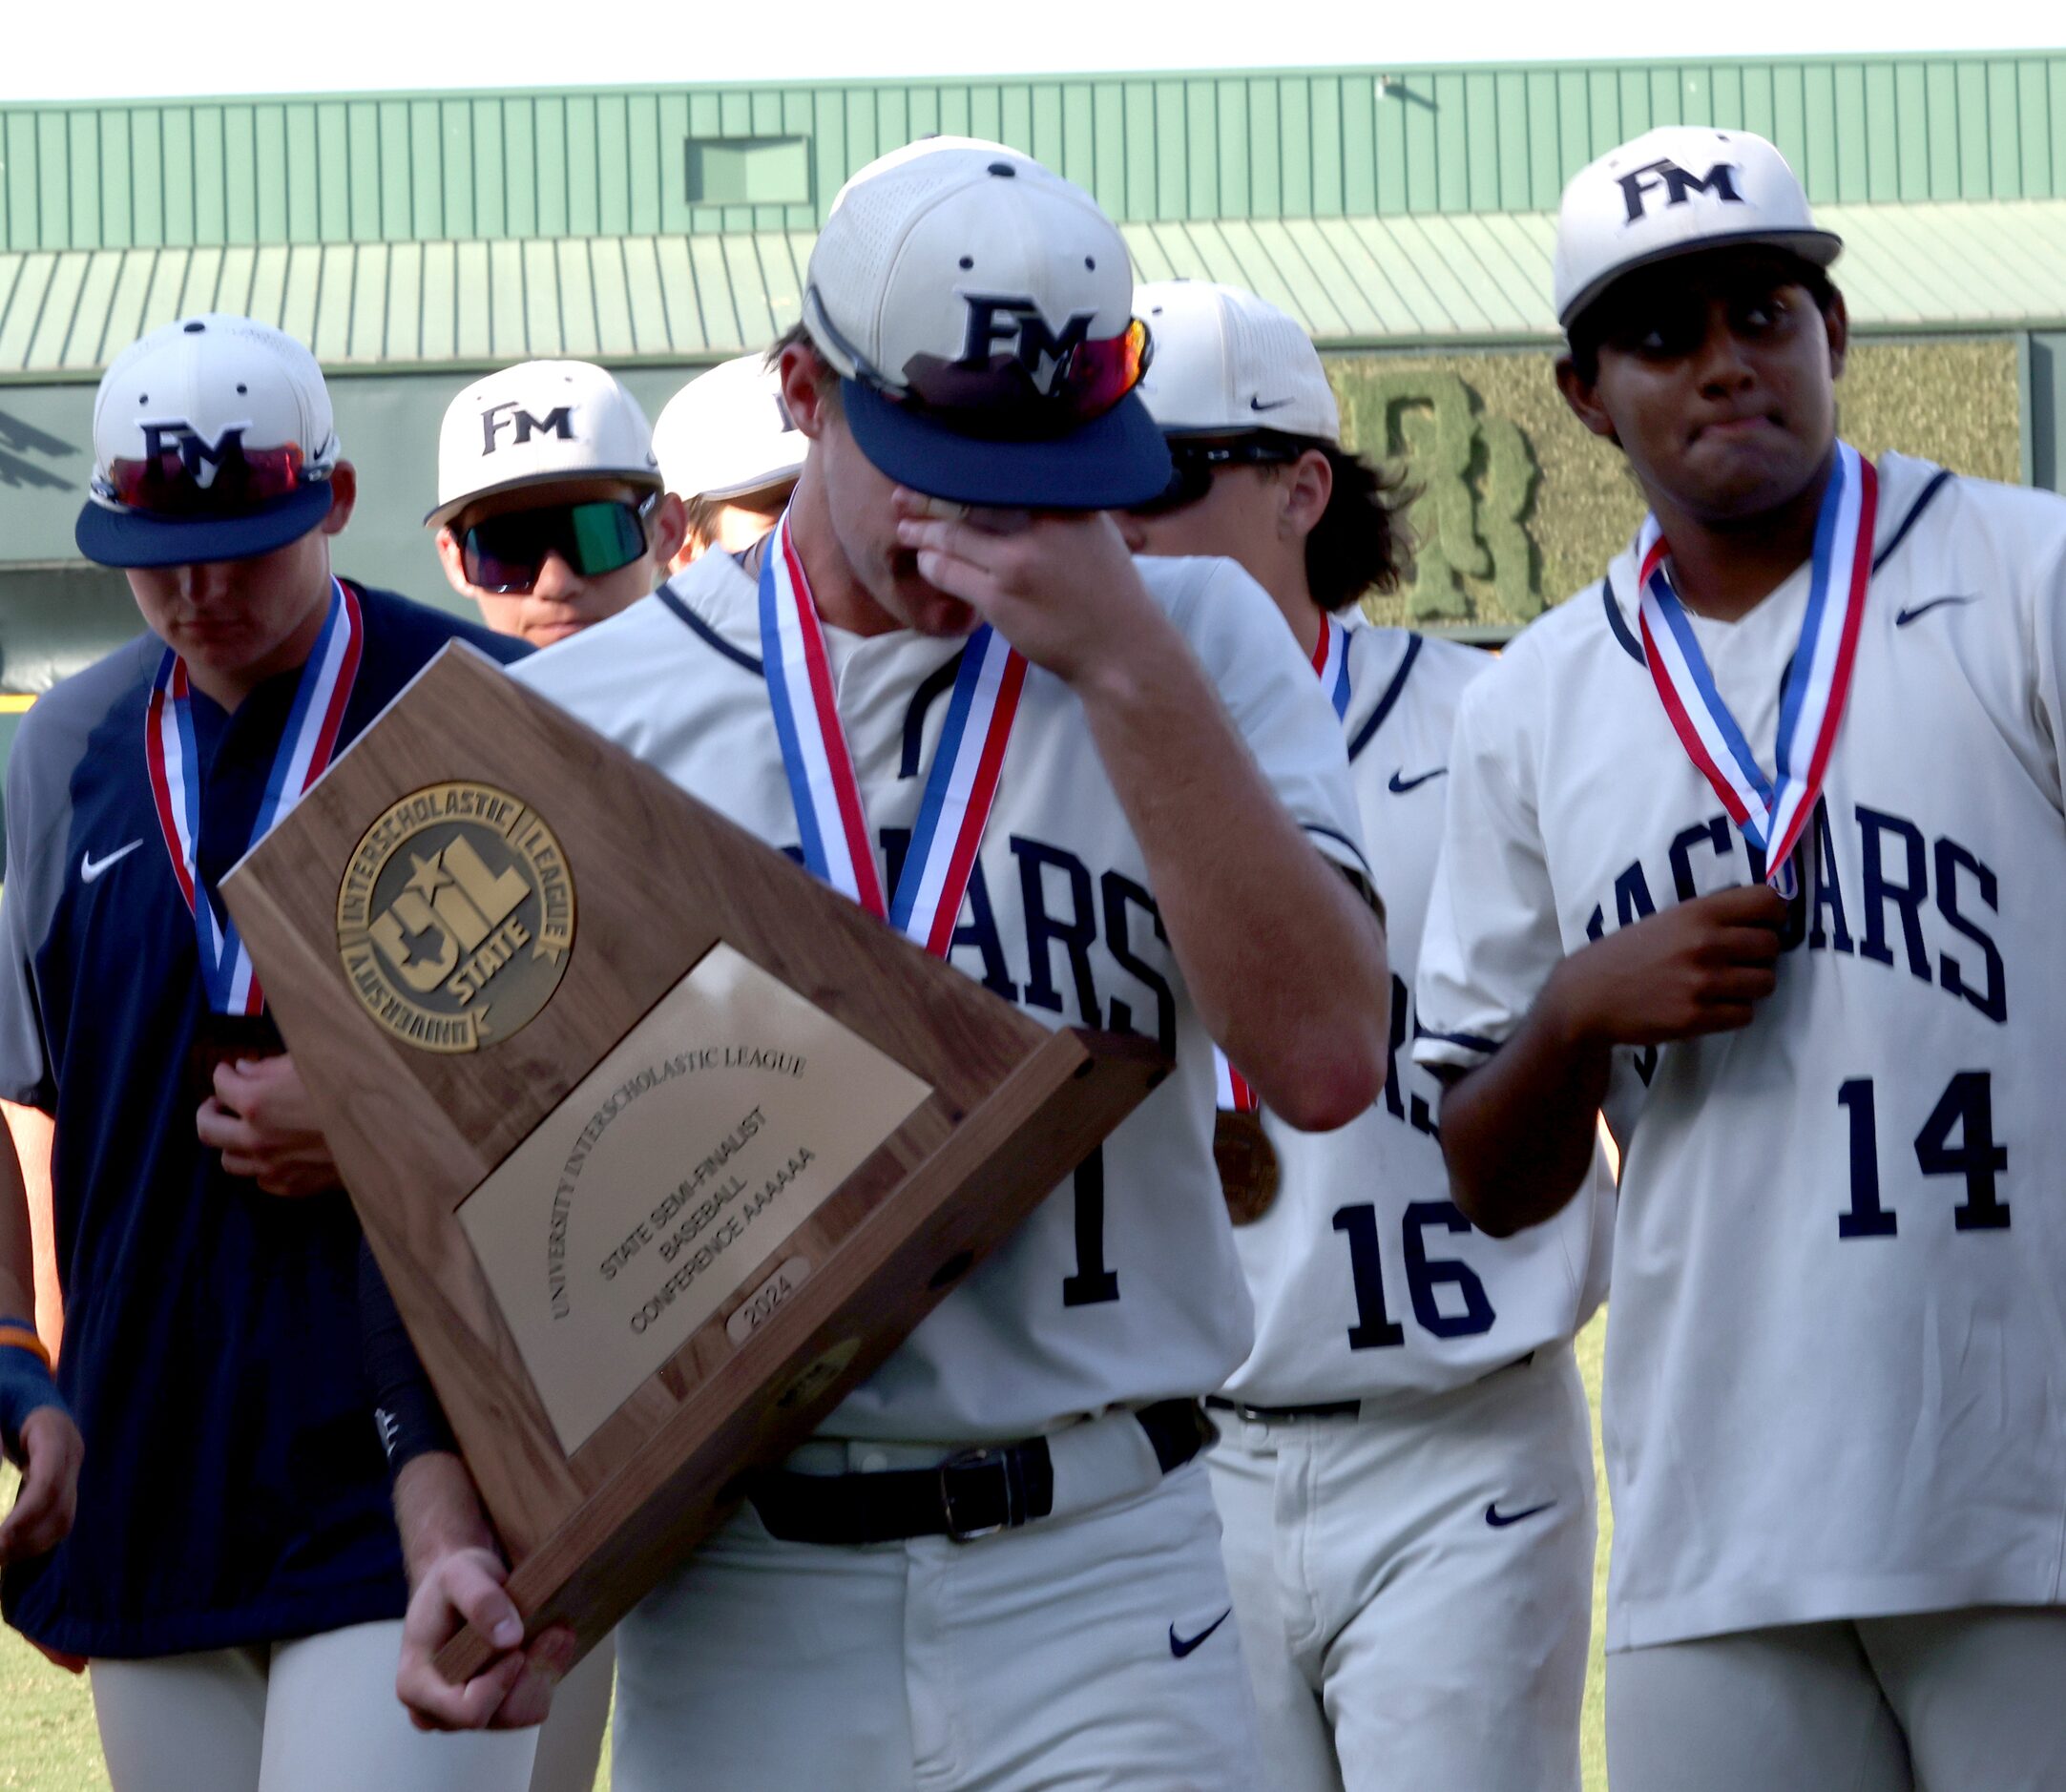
[961,296,1096,393]
[481,401,575,456]
[139,421,251,486]
[1617,157,1743,224]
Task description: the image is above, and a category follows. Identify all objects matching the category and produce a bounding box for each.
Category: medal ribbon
[1311,611,1351,720]
[1216,614,1354,1114]
[759,513,1027,956]
[145,577,364,1014]
[1637,442,1875,900]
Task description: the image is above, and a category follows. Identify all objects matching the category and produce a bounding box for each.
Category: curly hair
[1291,442,1414,613]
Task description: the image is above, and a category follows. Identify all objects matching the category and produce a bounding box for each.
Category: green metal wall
[6,54,2065,252]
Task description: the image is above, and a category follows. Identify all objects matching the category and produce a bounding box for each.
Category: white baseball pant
[90,1618,538,1792]
[1606,1606,2066,1791]
[609,1452,1264,1790]
[1207,1344,1596,1791]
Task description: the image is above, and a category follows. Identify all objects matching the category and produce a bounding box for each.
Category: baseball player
[1,1135,78,1576]
[1118,279,1611,1791]
[1417,127,2066,1790]
[426,358,688,1792]
[431,360,688,649]
[378,139,1391,1789]
[650,350,804,567]
[0,315,541,1790]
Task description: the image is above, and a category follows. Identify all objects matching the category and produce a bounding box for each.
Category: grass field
[1,1309,1613,1790]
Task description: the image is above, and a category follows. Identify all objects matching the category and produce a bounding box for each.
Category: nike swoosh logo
[1485,1500,1555,1529]
[1388,767,1448,795]
[80,841,144,883]
[1169,1609,1233,1657]
[1248,395,1292,412]
[1894,594,1980,627]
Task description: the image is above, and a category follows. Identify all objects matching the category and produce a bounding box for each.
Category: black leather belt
[1207,1351,1538,1427]
[749,1399,1216,1546]
[1205,1395,1361,1423]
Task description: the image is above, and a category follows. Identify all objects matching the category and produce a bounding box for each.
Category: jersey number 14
[1836,1070,2011,1238]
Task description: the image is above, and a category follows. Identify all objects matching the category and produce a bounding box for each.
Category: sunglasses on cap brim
[95,443,321,517]
[823,306,1153,441]
[1126,435,1306,516]
[460,493,661,594]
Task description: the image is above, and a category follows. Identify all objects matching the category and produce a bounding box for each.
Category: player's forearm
[1436,979,1613,1238]
[394,1450,499,1586]
[1074,636,1388,1130]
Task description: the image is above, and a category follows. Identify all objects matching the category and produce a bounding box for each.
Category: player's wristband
[0,1317,68,1453]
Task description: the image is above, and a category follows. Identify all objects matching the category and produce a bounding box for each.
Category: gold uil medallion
[336,782,575,1052]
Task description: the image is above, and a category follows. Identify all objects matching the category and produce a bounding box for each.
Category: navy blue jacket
[0,583,525,1657]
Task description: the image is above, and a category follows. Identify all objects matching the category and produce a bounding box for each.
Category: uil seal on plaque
[335,781,576,1052]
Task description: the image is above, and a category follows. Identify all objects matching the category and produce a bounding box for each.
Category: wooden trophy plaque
[221,644,1166,1680]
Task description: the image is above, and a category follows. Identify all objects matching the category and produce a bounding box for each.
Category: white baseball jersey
[512,547,1369,1444]
[1223,621,1611,1407]
[1415,454,2066,1651]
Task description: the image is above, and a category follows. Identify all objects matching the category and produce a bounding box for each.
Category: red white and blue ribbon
[1214,1053,1260,1114]
[1216,613,1355,1114]
[759,513,1026,956]
[145,577,363,1014]
[1637,442,1875,901]
[1311,612,1352,720]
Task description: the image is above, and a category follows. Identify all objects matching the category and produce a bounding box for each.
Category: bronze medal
[187,1011,285,1108]
[1215,1106,1281,1225]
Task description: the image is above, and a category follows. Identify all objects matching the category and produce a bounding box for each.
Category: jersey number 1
[1836,1071,2010,1238]
[1063,1147,1119,1306]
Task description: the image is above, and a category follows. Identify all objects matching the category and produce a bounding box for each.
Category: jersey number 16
[1331,1201,1496,1348]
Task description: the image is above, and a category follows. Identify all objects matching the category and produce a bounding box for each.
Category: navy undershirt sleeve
[359,1238,458,1474]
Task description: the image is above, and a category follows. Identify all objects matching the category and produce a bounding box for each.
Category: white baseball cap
[427,360,662,529]
[650,354,804,503]
[77,314,341,568]
[1554,126,1842,330]
[1134,281,1339,443]
[801,138,1168,510]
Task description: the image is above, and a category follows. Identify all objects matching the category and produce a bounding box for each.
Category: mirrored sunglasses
[460,495,657,594]
[871,317,1154,440]
[97,443,312,517]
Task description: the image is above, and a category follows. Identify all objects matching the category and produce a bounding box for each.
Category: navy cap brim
[841,380,1173,511]
[74,479,336,569]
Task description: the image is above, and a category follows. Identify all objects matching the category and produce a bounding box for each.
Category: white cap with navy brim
[801,138,1169,511]
[76,314,340,569]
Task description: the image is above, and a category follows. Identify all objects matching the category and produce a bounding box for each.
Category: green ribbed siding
[5,199,2062,379]
[5,55,2064,251]
[0,195,2057,378]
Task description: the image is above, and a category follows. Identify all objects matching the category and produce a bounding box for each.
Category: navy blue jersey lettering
[1099,871,1175,1056]
[1933,839,2006,1024]
[1808,798,1855,953]
[1011,837,1102,1026]
[1857,806,1932,985]
[1669,814,1734,901]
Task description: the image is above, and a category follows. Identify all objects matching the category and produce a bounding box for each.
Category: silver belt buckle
[939,1446,1013,1543]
